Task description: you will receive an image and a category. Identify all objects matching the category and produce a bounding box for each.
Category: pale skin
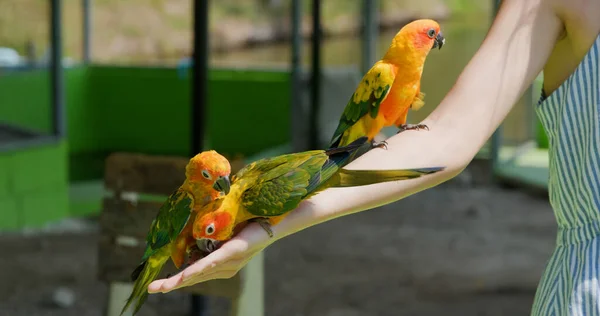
[149,0,600,293]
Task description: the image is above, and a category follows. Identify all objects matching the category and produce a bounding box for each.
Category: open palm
[147,221,274,294]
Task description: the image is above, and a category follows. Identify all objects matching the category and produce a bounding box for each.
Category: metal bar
[290,0,307,151]
[309,0,322,149]
[361,0,378,74]
[82,0,91,63]
[50,0,66,138]
[190,295,207,316]
[191,0,209,156]
[190,1,210,314]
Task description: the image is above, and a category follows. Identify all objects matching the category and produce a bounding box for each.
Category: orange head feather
[192,206,235,242]
[185,150,232,198]
[383,19,444,63]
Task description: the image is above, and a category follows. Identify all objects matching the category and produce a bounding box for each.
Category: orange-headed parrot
[121,151,231,316]
[329,19,445,149]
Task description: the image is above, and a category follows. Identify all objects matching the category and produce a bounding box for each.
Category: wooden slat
[98,198,160,282]
[104,152,189,194]
[100,199,159,236]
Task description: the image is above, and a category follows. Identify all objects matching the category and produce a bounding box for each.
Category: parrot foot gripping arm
[252,218,274,238]
[397,123,429,134]
[371,140,388,150]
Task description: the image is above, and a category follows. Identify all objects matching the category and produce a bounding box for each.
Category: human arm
[148,0,564,293]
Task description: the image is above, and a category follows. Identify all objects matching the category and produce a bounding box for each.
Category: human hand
[147,221,275,293]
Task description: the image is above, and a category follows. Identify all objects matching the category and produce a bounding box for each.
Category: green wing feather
[240,153,327,216]
[240,138,369,217]
[140,189,194,262]
[233,150,322,182]
[126,188,195,314]
[329,62,394,148]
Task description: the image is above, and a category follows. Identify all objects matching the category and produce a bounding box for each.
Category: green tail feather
[121,255,169,316]
[334,166,445,187]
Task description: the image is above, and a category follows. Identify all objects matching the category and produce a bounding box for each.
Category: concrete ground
[0,166,557,316]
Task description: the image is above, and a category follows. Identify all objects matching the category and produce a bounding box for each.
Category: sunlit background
[0,1,554,315]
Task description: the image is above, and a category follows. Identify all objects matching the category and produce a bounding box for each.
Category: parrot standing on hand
[329,19,445,149]
[192,137,445,252]
[121,151,232,316]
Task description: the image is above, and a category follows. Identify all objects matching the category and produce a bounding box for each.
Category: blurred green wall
[0,66,292,181]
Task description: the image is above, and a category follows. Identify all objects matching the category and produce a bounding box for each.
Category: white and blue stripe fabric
[531,33,600,315]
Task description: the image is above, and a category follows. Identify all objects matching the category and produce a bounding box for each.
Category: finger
[179,256,220,281]
[156,273,186,293]
[179,256,254,289]
[181,255,248,282]
[149,253,256,293]
[148,270,184,293]
[179,247,238,281]
[148,279,165,293]
[173,269,240,290]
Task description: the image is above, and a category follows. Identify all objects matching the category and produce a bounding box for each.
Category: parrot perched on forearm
[192,136,445,252]
[121,151,232,316]
[329,19,445,149]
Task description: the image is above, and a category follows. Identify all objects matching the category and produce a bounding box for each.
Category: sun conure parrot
[120,150,232,316]
[329,19,445,149]
[191,137,444,253]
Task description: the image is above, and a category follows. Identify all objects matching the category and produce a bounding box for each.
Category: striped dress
[531,33,600,315]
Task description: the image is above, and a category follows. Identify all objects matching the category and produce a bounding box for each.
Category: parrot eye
[205,223,215,236]
[201,170,212,180]
[427,28,436,39]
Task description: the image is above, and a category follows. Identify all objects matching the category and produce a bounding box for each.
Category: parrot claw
[254,218,274,238]
[397,124,429,133]
[371,140,388,150]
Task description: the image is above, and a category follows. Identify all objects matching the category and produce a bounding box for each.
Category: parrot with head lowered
[191,137,444,253]
[120,151,232,316]
[329,19,445,149]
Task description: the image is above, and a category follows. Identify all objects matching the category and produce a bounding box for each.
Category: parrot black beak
[432,32,445,50]
[196,238,220,253]
[213,175,231,195]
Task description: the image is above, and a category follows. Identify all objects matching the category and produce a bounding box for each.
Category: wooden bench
[97,152,264,316]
